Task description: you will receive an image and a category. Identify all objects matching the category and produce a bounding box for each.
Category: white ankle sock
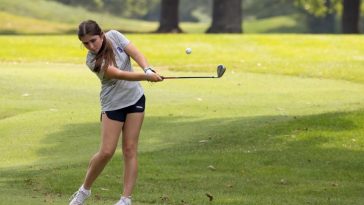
[80,185,91,194]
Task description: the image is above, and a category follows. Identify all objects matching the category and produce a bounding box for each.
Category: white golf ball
[185,47,192,54]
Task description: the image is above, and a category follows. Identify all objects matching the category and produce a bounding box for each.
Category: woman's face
[80,34,103,53]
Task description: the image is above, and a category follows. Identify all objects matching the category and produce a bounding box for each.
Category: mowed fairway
[1,34,364,205]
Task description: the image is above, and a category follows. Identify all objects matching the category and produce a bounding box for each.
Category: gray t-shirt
[86,30,144,111]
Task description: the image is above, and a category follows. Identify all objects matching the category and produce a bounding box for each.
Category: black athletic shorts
[101,95,145,122]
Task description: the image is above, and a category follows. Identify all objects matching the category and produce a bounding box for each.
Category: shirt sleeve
[109,30,130,49]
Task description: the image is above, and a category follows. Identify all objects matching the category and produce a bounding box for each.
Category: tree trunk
[156,0,182,33]
[342,0,361,33]
[206,0,242,33]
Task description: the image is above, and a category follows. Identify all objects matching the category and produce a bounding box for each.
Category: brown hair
[78,20,116,73]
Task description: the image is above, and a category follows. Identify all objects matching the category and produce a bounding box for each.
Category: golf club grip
[162,76,216,79]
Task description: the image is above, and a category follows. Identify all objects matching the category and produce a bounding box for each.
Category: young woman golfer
[69,20,163,205]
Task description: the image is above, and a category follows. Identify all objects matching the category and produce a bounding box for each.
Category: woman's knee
[122,145,137,159]
[98,149,115,160]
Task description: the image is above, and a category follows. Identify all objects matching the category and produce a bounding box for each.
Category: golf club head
[217,64,226,78]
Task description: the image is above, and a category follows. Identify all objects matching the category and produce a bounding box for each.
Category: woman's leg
[83,114,123,189]
[121,112,144,197]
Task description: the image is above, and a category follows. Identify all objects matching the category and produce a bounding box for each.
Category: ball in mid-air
[185,47,192,54]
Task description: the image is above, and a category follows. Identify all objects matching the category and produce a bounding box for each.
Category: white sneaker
[114,196,132,205]
[69,188,91,205]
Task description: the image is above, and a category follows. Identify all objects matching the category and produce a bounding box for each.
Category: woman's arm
[104,65,162,82]
[124,43,149,70]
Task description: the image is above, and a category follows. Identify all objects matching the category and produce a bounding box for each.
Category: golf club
[162,64,226,79]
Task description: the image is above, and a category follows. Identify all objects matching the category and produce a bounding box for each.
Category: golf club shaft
[162,76,217,79]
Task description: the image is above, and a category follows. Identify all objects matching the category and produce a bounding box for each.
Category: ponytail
[93,35,116,73]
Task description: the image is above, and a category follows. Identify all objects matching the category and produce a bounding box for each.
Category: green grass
[1,34,364,83]
[1,34,364,205]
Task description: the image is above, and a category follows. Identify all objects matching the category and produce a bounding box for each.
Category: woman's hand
[146,71,163,82]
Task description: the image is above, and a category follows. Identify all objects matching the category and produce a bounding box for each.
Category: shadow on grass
[0,29,154,35]
[0,29,77,35]
[1,110,364,204]
[262,25,307,34]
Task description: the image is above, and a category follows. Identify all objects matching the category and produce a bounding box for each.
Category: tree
[295,0,338,33]
[156,0,182,33]
[307,0,336,33]
[295,0,362,34]
[206,0,242,33]
[342,0,361,33]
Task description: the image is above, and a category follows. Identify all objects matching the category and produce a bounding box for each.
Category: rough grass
[0,0,158,34]
[0,0,305,34]
[0,34,364,205]
[0,11,72,34]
